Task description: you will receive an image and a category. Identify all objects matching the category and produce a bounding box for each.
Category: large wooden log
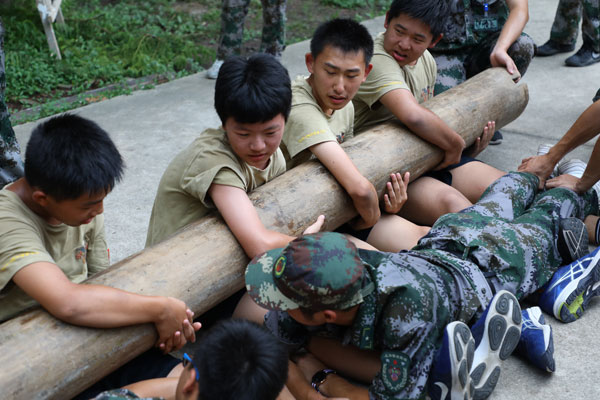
[0,68,528,399]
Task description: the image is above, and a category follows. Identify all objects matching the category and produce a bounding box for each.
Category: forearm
[404,108,465,151]
[246,229,296,259]
[123,377,178,399]
[53,284,167,328]
[550,101,600,163]
[575,139,600,193]
[495,1,529,52]
[287,361,321,400]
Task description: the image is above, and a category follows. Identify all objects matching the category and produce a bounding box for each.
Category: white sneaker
[206,59,224,79]
[557,158,587,178]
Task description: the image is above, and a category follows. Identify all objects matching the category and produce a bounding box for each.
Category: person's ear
[31,190,50,206]
[384,11,390,29]
[363,63,373,81]
[323,310,338,323]
[182,369,200,398]
[429,34,443,48]
[305,52,315,74]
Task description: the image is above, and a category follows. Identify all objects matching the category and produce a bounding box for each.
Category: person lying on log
[91,319,291,400]
[0,114,202,395]
[352,0,506,228]
[245,169,600,399]
[519,98,600,248]
[280,18,429,252]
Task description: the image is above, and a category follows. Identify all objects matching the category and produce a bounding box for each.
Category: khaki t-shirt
[281,77,354,168]
[353,33,437,133]
[0,189,109,322]
[146,128,286,247]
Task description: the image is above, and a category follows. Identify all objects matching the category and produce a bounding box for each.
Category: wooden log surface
[0,68,528,399]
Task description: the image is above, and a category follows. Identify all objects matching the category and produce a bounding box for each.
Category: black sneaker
[565,42,600,67]
[557,217,589,264]
[489,130,503,145]
[593,88,600,103]
[536,40,575,57]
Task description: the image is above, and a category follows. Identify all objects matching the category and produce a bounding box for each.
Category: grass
[2,0,387,124]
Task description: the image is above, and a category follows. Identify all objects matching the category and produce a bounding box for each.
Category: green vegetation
[2,0,386,123]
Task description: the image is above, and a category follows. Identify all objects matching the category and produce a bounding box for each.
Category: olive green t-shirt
[281,77,354,168]
[353,33,437,133]
[145,128,286,247]
[0,189,109,322]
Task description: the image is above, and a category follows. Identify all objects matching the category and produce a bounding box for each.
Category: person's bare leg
[307,337,381,383]
[401,176,472,226]
[585,215,599,245]
[367,214,430,252]
[450,162,506,203]
[232,292,268,324]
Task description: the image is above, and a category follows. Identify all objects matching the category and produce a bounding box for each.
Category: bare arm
[123,377,179,400]
[209,184,296,258]
[519,101,600,185]
[12,262,200,352]
[379,89,465,169]
[491,0,529,76]
[310,141,380,229]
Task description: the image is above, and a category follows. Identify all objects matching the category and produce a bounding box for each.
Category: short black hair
[194,319,288,400]
[214,54,292,125]
[310,18,374,65]
[386,0,449,38]
[25,114,124,200]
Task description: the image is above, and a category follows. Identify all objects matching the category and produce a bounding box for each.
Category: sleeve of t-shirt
[424,50,437,95]
[283,103,340,160]
[0,216,55,291]
[357,53,412,108]
[86,214,110,275]
[180,151,247,208]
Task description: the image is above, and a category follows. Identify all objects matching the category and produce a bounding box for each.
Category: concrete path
[12,0,600,398]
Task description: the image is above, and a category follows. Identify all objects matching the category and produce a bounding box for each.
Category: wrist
[311,369,337,395]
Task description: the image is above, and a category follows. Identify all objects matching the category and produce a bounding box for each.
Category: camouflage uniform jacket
[265,248,491,399]
[435,0,510,51]
[92,389,163,400]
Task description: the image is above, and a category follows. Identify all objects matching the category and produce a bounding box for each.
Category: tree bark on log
[0,68,528,399]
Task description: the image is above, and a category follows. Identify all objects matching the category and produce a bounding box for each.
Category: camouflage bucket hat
[245,232,366,311]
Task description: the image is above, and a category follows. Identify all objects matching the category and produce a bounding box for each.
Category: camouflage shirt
[435,0,510,51]
[265,248,490,399]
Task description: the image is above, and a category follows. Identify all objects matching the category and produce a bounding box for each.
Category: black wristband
[311,369,337,393]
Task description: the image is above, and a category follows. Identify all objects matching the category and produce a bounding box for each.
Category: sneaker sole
[470,291,522,400]
[448,322,475,400]
[559,218,589,262]
[554,257,600,323]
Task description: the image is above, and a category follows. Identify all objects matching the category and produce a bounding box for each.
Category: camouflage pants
[549,0,600,52]
[431,32,536,94]
[0,19,23,188]
[422,172,598,300]
[217,0,287,60]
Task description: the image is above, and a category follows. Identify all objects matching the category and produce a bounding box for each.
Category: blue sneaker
[515,307,555,372]
[429,321,475,400]
[469,290,522,400]
[539,246,600,323]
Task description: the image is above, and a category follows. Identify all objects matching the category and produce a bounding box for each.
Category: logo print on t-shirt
[74,246,87,264]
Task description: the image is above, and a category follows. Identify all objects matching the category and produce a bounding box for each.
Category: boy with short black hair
[93,319,289,400]
[146,54,322,257]
[0,114,199,352]
[352,0,505,228]
[282,18,430,252]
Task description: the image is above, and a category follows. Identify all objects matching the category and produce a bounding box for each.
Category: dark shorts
[423,155,481,186]
[336,223,372,242]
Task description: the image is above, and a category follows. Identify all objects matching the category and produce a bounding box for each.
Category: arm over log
[0,68,528,399]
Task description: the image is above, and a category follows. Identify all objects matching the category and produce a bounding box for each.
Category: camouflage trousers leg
[0,20,24,188]
[439,172,598,299]
[259,0,286,57]
[432,32,535,95]
[216,0,251,60]
[550,0,600,51]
